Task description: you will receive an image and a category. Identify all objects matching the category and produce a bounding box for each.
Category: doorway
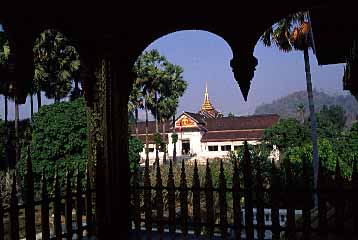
[182,139,190,155]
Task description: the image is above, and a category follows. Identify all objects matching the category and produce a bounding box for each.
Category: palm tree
[128,78,144,138]
[0,31,10,126]
[156,63,187,163]
[33,29,80,103]
[261,11,319,192]
[135,49,167,163]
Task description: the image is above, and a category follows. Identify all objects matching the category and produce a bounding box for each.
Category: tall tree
[134,49,167,163]
[33,29,80,103]
[0,31,10,126]
[261,11,320,193]
[156,63,187,163]
[128,79,144,138]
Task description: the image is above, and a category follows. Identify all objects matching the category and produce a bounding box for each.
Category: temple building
[132,84,279,164]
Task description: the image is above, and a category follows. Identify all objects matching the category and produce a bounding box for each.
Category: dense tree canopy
[262,118,310,152]
[18,97,88,190]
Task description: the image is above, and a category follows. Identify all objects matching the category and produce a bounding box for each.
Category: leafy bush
[129,137,143,173]
[19,97,88,192]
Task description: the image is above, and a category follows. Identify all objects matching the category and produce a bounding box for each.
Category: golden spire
[201,82,214,111]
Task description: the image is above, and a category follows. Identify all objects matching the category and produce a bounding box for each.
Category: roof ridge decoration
[198,82,223,118]
[201,81,215,112]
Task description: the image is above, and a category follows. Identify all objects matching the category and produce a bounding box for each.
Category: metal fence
[129,141,357,239]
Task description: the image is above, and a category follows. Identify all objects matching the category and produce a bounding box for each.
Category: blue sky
[141,30,346,119]
[0,30,348,120]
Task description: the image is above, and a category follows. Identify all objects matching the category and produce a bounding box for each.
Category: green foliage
[129,137,143,173]
[262,118,310,152]
[286,138,352,178]
[348,122,358,156]
[18,97,88,191]
[171,133,178,143]
[316,105,346,139]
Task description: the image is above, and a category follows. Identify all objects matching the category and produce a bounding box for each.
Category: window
[208,145,218,151]
[148,148,154,152]
[221,145,231,151]
[234,145,240,151]
[280,215,285,222]
[265,214,270,221]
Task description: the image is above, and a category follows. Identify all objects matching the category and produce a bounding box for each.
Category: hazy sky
[0,30,347,120]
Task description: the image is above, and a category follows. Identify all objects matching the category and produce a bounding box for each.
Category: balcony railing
[0,147,95,240]
[129,142,357,239]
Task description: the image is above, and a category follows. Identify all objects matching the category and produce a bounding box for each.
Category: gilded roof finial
[201,82,214,111]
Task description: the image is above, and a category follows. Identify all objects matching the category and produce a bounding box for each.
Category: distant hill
[254,90,358,127]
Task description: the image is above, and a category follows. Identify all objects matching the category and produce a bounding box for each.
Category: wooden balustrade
[0,150,95,239]
[0,141,356,239]
[129,140,357,239]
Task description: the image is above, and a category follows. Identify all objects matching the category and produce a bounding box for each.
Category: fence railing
[0,147,95,240]
[129,141,358,239]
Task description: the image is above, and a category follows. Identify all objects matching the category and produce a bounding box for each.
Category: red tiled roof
[204,114,279,131]
[201,129,264,142]
[130,114,279,142]
[131,121,172,135]
[135,134,169,144]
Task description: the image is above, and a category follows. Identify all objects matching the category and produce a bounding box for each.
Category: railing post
[85,164,94,237]
[205,159,214,238]
[41,169,50,240]
[76,165,84,239]
[9,173,19,240]
[271,159,280,240]
[143,155,152,238]
[0,175,3,240]
[179,160,188,236]
[65,170,73,239]
[155,158,164,236]
[334,159,344,233]
[192,159,201,237]
[219,160,228,239]
[243,141,254,240]
[256,159,265,240]
[167,160,176,237]
[53,167,62,240]
[352,157,358,233]
[285,158,295,238]
[24,146,36,240]
[302,155,311,239]
[131,167,141,232]
[318,159,327,237]
[232,158,242,240]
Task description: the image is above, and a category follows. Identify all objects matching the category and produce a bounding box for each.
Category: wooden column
[104,56,132,239]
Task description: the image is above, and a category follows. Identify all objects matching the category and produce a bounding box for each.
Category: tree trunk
[37,91,41,110]
[15,100,20,165]
[303,47,319,195]
[162,119,167,164]
[145,105,149,165]
[30,94,34,121]
[135,107,138,138]
[4,95,8,169]
[172,115,176,163]
[154,92,159,163]
[4,94,8,126]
